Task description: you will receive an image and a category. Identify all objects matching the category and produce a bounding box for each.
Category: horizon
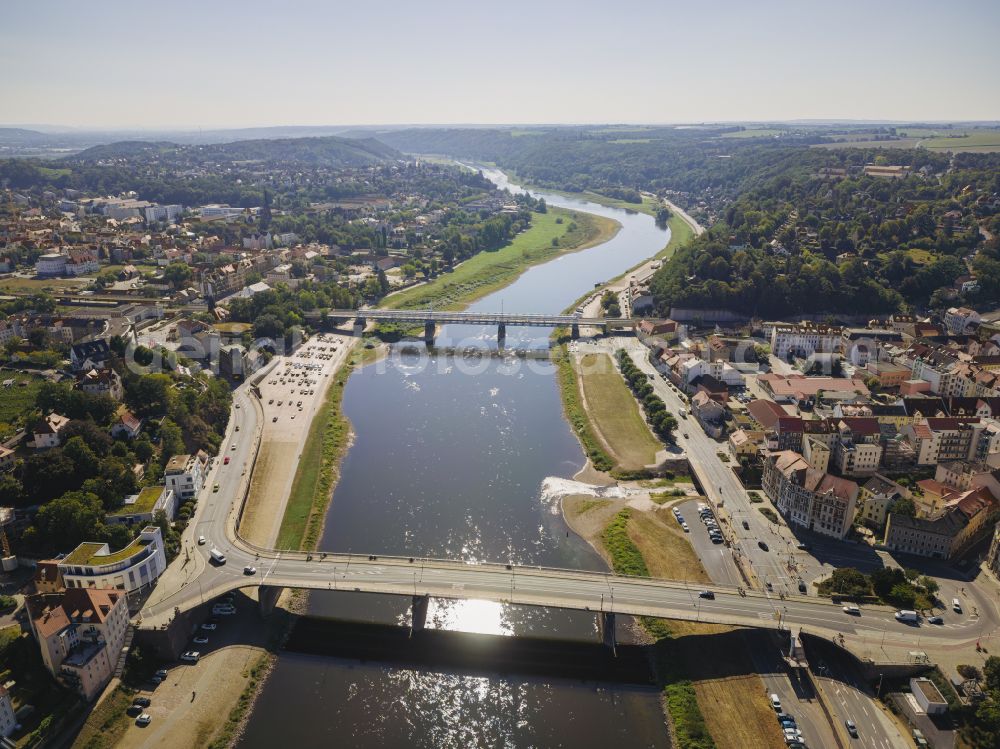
[2,0,999,128]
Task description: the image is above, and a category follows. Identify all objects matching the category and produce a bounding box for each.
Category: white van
[953,598,962,614]
[894,610,919,623]
[770,693,782,711]
[210,548,227,565]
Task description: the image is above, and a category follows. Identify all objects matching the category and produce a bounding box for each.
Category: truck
[210,548,227,565]
[894,609,919,623]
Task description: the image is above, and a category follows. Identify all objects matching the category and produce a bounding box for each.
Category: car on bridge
[698,590,715,599]
[845,719,859,738]
[244,565,257,575]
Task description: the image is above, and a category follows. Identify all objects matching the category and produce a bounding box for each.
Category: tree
[889,497,916,518]
[985,656,1000,693]
[253,314,284,341]
[162,262,193,290]
[33,491,105,552]
[126,374,173,417]
[826,567,870,598]
[159,418,184,464]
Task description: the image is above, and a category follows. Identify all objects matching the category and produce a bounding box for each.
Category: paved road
[746,631,838,749]
[809,638,911,749]
[140,336,1000,667]
[675,499,742,586]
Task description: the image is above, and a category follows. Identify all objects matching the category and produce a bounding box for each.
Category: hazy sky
[1,0,998,129]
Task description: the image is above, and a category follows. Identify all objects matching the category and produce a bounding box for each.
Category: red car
[223,457,230,465]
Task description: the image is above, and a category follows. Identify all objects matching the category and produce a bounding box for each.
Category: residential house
[690,391,725,438]
[164,454,205,500]
[32,412,70,450]
[107,486,176,526]
[70,339,111,372]
[0,685,16,738]
[25,587,130,701]
[110,410,143,440]
[75,368,123,401]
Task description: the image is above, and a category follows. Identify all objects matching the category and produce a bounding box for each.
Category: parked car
[133,697,151,707]
[193,635,209,645]
[797,580,807,593]
[742,520,750,530]
[180,651,200,663]
[770,693,782,711]
[200,623,217,631]
[136,713,152,726]
[154,668,168,680]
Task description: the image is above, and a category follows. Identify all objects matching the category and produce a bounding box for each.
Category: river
[238,170,672,748]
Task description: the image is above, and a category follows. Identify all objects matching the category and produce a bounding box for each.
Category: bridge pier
[259,585,283,617]
[571,323,580,340]
[410,594,429,636]
[497,322,506,349]
[598,611,617,655]
[354,317,366,337]
[424,320,436,345]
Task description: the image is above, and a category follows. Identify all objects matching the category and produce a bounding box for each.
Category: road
[140,335,1000,671]
[809,638,911,749]
[746,631,838,749]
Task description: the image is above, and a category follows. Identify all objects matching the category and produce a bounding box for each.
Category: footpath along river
[238,170,673,748]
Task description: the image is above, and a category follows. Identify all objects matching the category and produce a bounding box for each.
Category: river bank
[383,205,620,313]
[561,496,787,749]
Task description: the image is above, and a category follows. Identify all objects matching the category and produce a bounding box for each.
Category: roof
[34,412,70,435]
[747,399,788,429]
[108,486,164,516]
[759,373,870,398]
[164,454,192,473]
[61,534,152,566]
[29,588,124,639]
[862,474,902,496]
[70,338,110,361]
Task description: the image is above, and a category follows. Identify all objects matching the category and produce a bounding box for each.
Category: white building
[58,526,167,602]
[26,587,130,701]
[35,252,67,277]
[762,450,859,539]
[143,204,183,224]
[769,323,842,360]
[0,685,16,738]
[32,412,70,450]
[164,453,205,500]
[107,486,176,526]
[944,307,981,335]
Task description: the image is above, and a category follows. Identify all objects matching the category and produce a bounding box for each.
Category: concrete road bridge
[327,308,644,343]
[137,344,1000,666]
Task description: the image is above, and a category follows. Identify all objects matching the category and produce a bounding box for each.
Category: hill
[65,135,400,168]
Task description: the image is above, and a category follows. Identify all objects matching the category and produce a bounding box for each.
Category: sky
[1,0,998,129]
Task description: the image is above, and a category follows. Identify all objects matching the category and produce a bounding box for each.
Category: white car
[180,651,200,663]
[197,535,206,545]
[136,713,152,726]
[244,565,257,576]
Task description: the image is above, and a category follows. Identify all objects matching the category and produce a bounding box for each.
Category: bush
[602,510,649,577]
[758,507,778,523]
[747,491,763,503]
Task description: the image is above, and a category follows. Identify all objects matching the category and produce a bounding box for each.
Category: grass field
[383,207,619,312]
[720,128,786,139]
[588,507,784,749]
[921,130,1000,153]
[555,348,615,473]
[0,371,44,440]
[576,353,661,470]
[0,276,87,293]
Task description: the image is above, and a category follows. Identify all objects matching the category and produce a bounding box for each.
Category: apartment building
[25,588,130,701]
[762,450,858,539]
[857,474,906,529]
[58,526,167,604]
[164,453,205,500]
[769,322,842,359]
